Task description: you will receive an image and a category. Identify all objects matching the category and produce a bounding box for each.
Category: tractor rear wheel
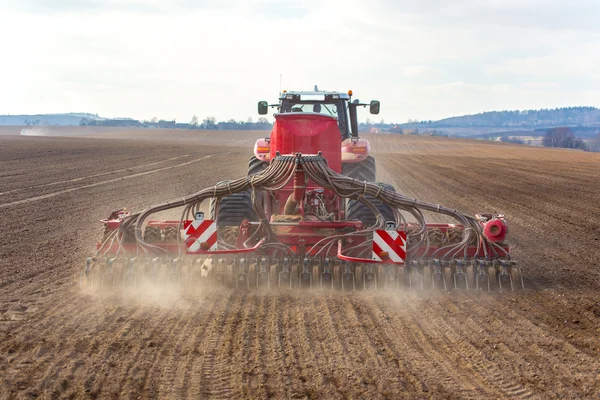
[342,155,376,182]
[346,182,397,228]
[209,187,258,227]
[248,155,267,176]
[342,152,395,227]
[209,156,267,227]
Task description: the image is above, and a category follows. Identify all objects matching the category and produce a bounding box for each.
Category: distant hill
[402,107,600,130]
[0,113,104,126]
[389,106,600,138]
[4,107,600,139]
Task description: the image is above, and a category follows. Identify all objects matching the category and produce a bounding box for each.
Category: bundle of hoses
[109,154,508,261]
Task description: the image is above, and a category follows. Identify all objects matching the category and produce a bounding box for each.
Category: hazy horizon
[1,0,599,123]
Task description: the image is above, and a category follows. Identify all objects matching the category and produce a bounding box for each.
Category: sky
[1,0,599,123]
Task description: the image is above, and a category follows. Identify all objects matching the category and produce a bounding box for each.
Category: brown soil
[1,129,599,399]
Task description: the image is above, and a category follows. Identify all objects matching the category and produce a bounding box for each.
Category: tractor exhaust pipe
[349,100,359,138]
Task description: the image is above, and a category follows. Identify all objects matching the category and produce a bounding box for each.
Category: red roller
[483,219,507,242]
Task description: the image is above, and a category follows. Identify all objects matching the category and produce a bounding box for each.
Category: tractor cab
[256,87,380,163]
[258,87,380,140]
[276,91,352,139]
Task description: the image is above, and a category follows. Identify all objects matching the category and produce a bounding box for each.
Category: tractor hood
[270,113,342,173]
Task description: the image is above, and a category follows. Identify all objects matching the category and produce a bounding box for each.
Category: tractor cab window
[280,99,350,138]
[282,102,339,118]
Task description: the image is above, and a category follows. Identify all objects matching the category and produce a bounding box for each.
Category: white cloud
[0,0,599,122]
[519,82,558,90]
[401,66,444,77]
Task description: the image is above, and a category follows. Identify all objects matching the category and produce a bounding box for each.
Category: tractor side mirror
[369,100,380,115]
[258,101,268,115]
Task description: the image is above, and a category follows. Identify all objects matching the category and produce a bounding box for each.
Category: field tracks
[0,154,221,208]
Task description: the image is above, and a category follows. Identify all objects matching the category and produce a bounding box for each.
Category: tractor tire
[209,157,266,228]
[209,187,258,227]
[346,182,397,228]
[248,156,267,176]
[341,155,376,183]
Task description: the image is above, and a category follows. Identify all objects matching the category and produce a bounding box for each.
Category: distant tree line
[79,115,272,130]
[499,136,525,145]
[543,127,587,150]
[535,124,600,139]
[402,107,600,129]
[589,133,600,152]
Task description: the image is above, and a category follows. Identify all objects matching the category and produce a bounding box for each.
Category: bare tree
[190,115,199,128]
[543,127,586,150]
[200,117,217,130]
[588,132,600,152]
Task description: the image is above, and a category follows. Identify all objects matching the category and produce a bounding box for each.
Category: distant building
[79,118,141,127]
[158,120,176,129]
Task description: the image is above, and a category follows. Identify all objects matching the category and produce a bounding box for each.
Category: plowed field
[1,128,599,399]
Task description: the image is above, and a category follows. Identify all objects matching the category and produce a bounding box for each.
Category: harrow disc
[511,266,524,290]
[396,266,406,289]
[355,266,363,290]
[226,264,235,288]
[332,265,341,290]
[291,264,299,288]
[248,263,257,288]
[312,266,320,289]
[363,266,377,290]
[377,265,386,289]
[488,266,498,290]
[422,265,432,290]
[444,267,453,290]
[270,264,278,289]
[466,265,475,289]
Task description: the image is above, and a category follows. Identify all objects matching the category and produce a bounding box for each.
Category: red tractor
[82,88,522,292]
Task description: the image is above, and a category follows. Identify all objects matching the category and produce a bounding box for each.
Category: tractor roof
[279,90,351,101]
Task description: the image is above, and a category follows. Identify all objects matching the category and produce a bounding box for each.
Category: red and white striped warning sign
[183,219,217,253]
[372,230,407,264]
